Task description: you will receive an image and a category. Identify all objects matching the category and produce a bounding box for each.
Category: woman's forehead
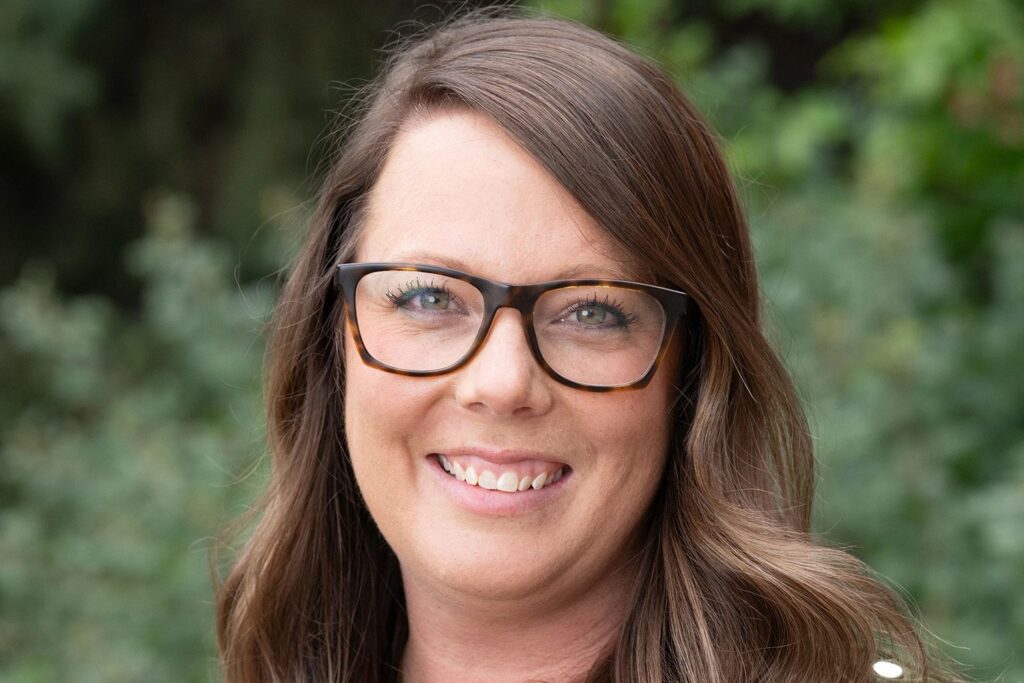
[355,111,646,282]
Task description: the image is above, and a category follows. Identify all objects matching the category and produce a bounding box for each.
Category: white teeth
[497,471,519,492]
[452,460,466,481]
[436,454,567,493]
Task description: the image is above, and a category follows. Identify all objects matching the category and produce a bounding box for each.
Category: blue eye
[560,295,637,329]
[399,289,450,310]
[386,279,462,314]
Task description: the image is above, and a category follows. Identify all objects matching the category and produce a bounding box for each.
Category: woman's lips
[433,452,566,491]
[426,454,571,516]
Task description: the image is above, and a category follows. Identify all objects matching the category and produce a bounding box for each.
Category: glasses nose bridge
[475,280,540,319]
[472,282,543,361]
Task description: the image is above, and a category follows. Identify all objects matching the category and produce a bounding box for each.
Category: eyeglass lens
[353,269,667,386]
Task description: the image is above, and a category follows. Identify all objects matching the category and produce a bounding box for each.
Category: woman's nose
[452,307,554,418]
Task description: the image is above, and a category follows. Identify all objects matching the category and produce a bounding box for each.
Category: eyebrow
[383,251,640,281]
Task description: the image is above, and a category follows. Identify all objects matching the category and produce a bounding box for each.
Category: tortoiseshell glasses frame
[334,262,693,392]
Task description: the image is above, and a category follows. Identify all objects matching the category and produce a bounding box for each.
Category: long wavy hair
[214,7,967,682]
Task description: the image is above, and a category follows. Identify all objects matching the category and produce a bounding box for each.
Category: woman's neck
[397,559,637,683]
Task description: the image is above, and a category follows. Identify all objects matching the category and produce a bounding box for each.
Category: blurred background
[1,0,1021,680]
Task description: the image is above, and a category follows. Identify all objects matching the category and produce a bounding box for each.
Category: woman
[215,8,966,682]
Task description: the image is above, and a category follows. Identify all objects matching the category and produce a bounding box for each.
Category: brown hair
[214,7,968,682]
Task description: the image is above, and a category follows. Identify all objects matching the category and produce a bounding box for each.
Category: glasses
[334,262,692,392]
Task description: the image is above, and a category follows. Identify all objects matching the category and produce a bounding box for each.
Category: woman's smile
[432,448,568,491]
[426,448,572,516]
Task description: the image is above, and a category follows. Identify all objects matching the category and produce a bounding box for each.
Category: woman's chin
[404,540,570,604]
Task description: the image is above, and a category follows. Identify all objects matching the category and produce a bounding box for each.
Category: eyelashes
[385,278,637,329]
[385,278,463,310]
[558,292,638,328]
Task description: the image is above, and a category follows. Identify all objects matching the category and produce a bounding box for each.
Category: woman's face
[343,109,682,604]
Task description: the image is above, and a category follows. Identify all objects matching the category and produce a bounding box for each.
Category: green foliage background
[1,0,1021,681]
